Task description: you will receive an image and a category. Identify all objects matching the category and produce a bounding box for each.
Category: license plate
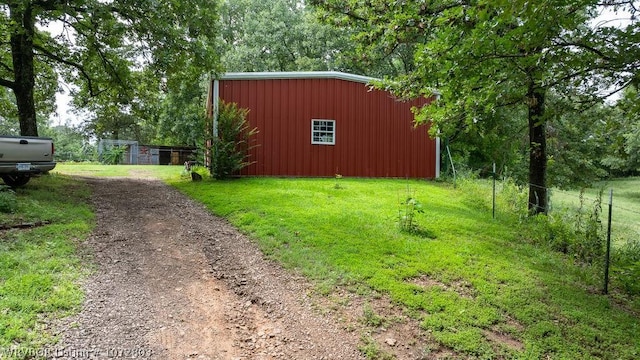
[16,163,31,171]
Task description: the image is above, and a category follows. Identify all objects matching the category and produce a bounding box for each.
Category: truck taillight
[52,143,55,155]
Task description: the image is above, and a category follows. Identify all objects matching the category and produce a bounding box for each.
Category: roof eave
[218,71,377,85]
[216,71,441,97]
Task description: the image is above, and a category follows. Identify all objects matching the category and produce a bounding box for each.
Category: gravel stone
[47,177,363,359]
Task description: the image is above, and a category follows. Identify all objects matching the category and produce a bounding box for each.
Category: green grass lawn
[0,174,93,358]
[169,176,640,359]
[54,163,183,179]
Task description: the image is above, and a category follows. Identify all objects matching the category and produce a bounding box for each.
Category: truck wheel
[1,174,31,187]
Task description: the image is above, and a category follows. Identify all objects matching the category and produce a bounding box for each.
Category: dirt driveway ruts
[48,177,363,360]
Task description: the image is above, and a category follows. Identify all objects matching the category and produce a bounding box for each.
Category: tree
[0,48,57,135]
[41,123,95,161]
[545,95,611,187]
[313,0,639,214]
[0,0,220,137]
[601,86,640,175]
[155,80,208,147]
[79,69,160,143]
[220,0,361,73]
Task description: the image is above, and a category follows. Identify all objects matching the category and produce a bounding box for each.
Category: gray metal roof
[217,71,440,96]
[218,71,377,84]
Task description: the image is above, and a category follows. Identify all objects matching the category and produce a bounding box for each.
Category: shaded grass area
[170,176,640,359]
[0,174,93,358]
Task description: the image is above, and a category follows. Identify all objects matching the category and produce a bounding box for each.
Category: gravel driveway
[48,177,364,359]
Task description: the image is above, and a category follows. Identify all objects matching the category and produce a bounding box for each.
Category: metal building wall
[218,78,436,178]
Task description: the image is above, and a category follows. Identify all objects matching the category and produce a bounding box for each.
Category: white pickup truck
[0,136,56,186]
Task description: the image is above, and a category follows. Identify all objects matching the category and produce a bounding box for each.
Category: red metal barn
[207,72,440,178]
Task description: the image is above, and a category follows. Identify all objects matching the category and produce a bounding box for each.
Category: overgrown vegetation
[500,185,606,265]
[210,101,258,179]
[170,175,640,359]
[0,174,93,357]
[99,145,127,165]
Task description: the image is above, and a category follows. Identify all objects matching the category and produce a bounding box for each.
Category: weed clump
[0,185,17,213]
[397,185,436,239]
[523,188,605,265]
[612,239,640,295]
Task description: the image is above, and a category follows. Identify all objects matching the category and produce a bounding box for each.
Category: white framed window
[311,119,335,145]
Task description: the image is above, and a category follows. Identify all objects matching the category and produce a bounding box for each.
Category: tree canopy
[312,0,639,213]
[219,0,354,72]
[0,0,221,137]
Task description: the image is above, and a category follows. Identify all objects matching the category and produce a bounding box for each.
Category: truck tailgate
[0,136,54,163]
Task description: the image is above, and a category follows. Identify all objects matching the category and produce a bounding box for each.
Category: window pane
[311,119,335,145]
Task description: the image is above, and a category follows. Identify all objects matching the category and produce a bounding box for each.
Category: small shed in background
[98,140,196,165]
[207,71,439,179]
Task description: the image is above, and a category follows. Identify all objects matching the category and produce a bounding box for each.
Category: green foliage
[211,101,258,179]
[541,97,610,187]
[445,95,619,189]
[398,185,425,235]
[601,86,640,176]
[612,239,640,295]
[574,189,605,264]
[220,0,356,73]
[100,145,127,165]
[359,335,394,360]
[155,80,208,147]
[0,185,17,213]
[313,0,639,213]
[190,165,210,180]
[41,124,96,162]
[496,178,530,219]
[362,303,385,328]
[511,186,605,264]
[1,0,221,136]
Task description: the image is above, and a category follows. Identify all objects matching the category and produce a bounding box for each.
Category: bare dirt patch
[409,274,477,299]
[47,177,363,359]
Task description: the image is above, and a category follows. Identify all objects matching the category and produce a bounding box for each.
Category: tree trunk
[527,85,547,214]
[10,4,39,137]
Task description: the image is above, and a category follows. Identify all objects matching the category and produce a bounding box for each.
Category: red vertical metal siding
[218,77,436,178]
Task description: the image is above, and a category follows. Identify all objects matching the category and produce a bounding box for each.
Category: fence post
[446,145,456,189]
[492,162,496,219]
[604,189,613,295]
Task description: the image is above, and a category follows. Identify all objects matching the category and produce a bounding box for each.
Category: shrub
[211,101,258,179]
[100,145,127,165]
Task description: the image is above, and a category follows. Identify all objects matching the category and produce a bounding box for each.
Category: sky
[51,83,77,127]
